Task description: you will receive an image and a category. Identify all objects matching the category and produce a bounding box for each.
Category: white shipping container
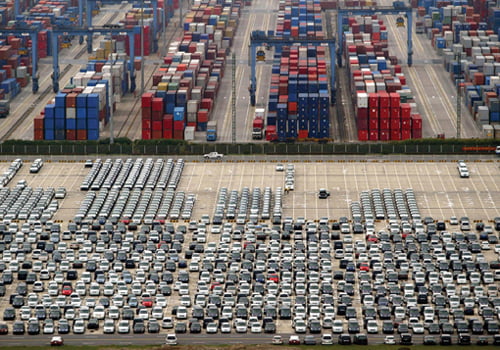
[493,124,500,139]
[66,107,76,119]
[184,126,195,140]
[255,108,265,119]
[357,92,368,108]
[16,66,27,78]
[187,100,199,113]
[482,124,494,138]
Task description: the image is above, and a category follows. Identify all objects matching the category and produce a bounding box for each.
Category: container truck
[252,108,265,139]
[206,121,217,141]
[0,100,10,118]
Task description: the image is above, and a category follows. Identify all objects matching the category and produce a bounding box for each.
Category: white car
[384,335,396,344]
[103,319,115,334]
[275,164,284,172]
[272,335,283,345]
[332,320,344,333]
[203,152,223,159]
[496,145,500,155]
[321,333,334,345]
[165,334,178,345]
[117,320,130,333]
[250,322,262,333]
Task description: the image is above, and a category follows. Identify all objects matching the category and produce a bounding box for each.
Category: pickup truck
[203,152,223,160]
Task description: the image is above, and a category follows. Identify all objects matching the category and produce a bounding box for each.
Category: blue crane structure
[336,2,413,67]
[86,0,159,54]
[51,25,138,92]
[249,30,337,106]
[0,24,40,93]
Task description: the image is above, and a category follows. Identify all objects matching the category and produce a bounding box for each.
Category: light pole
[140,0,145,96]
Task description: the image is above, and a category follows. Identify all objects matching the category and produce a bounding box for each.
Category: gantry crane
[51,26,138,92]
[249,30,337,106]
[336,2,414,67]
[0,24,41,93]
[86,0,159,53]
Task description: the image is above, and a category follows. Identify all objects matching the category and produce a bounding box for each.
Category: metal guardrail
[0,142,498,156]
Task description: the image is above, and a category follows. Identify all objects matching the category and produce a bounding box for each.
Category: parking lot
[0,158,499,345]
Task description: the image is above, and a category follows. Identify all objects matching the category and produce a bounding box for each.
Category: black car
[147,320,160,333]
[338,334,352,345]
[12,321,25,335]
[189,321,202,333]
[318,189,330,199]
[348,320,360,334]
[28,321,40,335]
[264,322,276,334]
[476,336,489,346]
[87,318,99,330]
[309,320,321,334]
[0,323,8,335]
[3,307,15,321]
[424,336,437,345]
[382,321,394,334]
[133,320,145,334]
[175,322,186,334]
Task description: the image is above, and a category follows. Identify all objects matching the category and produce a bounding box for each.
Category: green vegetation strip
[0,138,498,156]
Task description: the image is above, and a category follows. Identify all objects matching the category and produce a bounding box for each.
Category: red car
[0,323,8,335]
[142,296,153,307]
[268,274,279,283]
[359,262,370,271]
[61,285,73,296]
[50,336,64,346]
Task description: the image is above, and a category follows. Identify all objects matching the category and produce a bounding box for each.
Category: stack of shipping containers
[141,0,246,140]
[415,0,500,138]
[266,0,331,142]
[33,38,136,140]
[343,15,423,141]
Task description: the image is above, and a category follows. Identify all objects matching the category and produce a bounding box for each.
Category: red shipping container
[358,129,368,141]
[401,129,411,140]
[34,129,44,140]
[142,119,151,130]
[411,113,422,129]
[400,103,411,119]
[391,119,401,130]
[142,107,152,120]
[142,92,154,107]
[379,129,390,141]
[152,120,162,131]
[152,130,162,139]
[142,129,151,140]
[379,91,390,107]
[401,119,411,130]
[369,130,379,141]
[389,92,400,107]
[173,120,184,131]
[412,129,422,139]
[66,129,76,140]
[369,118,379,130]
[173,129,184,140]
[379,118,390,130]
[390,129,401,140]
[34,114,44,129]
[357,117,368,130]
[163,129,173,139]
[298,130,308,139]
[152,98,164,112]
[288,102,297,112]
[152,110,163,121]
[369,108,378,119]
[379,107,390,119]
[391,107,400,119]
[197,110,209,122]
[77,130,87,140]
[163,114,173,130]
[357,107,368,119]
[368,92,379,107]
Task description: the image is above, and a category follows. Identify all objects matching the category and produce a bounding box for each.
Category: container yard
[0,0,498,142]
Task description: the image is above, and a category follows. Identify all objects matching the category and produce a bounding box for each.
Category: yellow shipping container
[158,82,169,91]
